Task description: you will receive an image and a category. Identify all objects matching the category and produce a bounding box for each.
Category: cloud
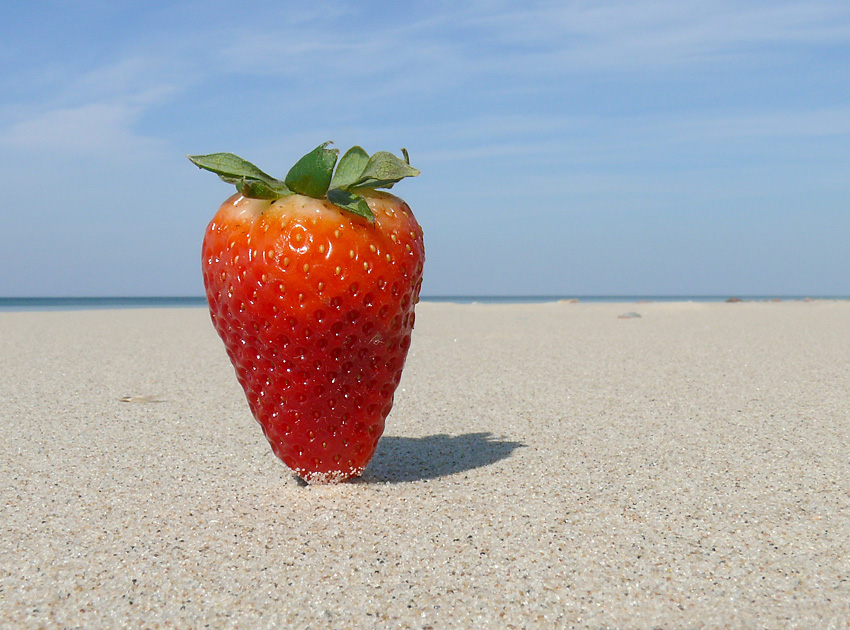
[648,107,850,144]
[215,15,457,95]
[396,102,850,166]
[199,0,850,132]
[65,55,183,106]
[0,46,186,158]
[0,102,165,156]
[465,0,850,72]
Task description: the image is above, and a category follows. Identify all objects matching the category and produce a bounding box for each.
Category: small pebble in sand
[119,395,164,403]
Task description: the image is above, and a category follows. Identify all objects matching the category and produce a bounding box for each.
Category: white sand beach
[2,301,849,628]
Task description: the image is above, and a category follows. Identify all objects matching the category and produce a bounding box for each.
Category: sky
[1,0,848,298]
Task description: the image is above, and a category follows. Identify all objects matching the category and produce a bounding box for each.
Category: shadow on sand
[359,432,525,484]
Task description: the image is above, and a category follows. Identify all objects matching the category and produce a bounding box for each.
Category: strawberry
[189,143,424,484]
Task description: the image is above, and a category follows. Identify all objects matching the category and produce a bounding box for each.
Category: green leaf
[188,153,291,199]
[190,144,419,214]
[284,141,338,198]
[330,146,369,190]
[327,188,375,223]
[349,150,420,190]
[233,178,289,199]
[188,152,276,180]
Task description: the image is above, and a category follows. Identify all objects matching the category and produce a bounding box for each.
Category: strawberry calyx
[189,142,419,222]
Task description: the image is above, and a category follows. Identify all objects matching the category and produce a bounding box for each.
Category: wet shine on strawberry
[190,143,424,483]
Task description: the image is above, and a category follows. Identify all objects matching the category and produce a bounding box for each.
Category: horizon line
[2,294,848,302]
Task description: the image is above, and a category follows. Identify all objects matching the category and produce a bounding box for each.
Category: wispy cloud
[0,102,165,155]
[64,55,183,106]
[650,107,850,142]
[0,58,178,156]
[3,1,847,160]
[401,103,850,166]
[215,14,459,103]
[213,0,850,85]
[464,0,850,72]
[0,39,189,157]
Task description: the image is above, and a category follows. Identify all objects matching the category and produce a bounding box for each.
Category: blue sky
[1,0,848,297]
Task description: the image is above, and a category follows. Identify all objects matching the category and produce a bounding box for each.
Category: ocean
[1,295,845,312]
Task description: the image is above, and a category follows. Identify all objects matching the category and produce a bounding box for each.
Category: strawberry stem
[189,142,419,222]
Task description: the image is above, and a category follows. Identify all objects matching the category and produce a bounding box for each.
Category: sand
[1,300,849,628]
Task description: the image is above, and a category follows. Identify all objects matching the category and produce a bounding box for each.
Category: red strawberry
[190,143,424,483]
